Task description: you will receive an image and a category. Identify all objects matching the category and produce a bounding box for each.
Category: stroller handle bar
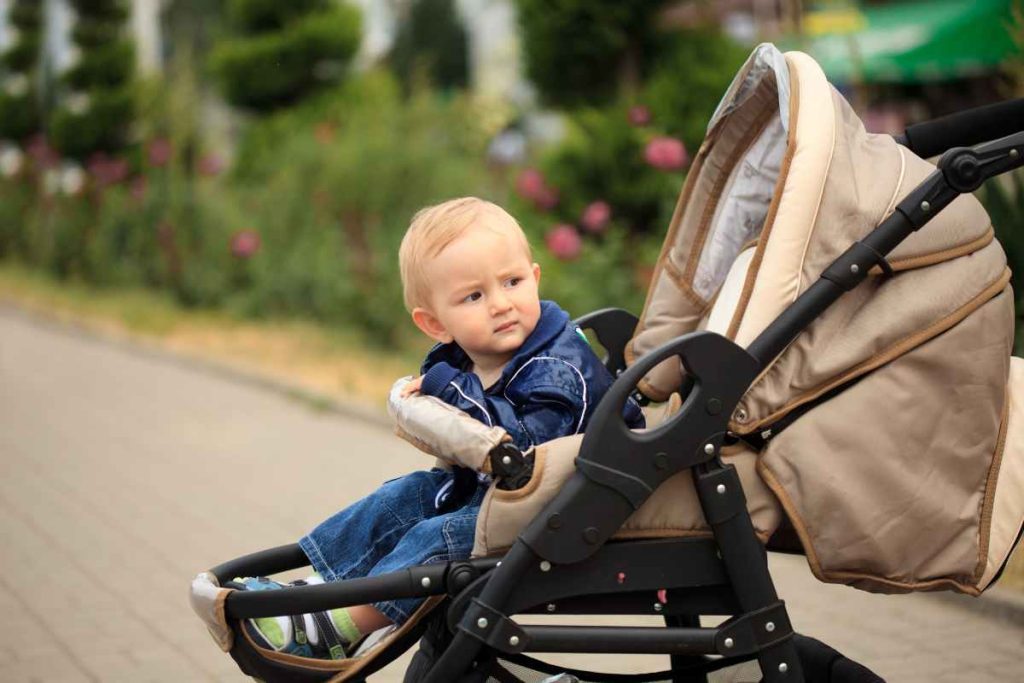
[896,97,1024,159]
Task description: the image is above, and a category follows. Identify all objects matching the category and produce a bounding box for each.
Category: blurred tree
[49,0,136,160]
[642,29,749,152]
[514,0,670,107]
[390,0,469,94]
[209,0,361,111]
[0,0,44,142]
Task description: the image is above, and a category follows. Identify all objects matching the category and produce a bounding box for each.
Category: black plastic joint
[576,457,653,509]
[894,171,957,230]
[820,242,886,291]
[715,601,793,656]
[694,466,747,525]
[491,443,536,491]
[458,598,530,654]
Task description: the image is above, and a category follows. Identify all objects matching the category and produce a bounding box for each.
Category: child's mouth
[494,321,517,333]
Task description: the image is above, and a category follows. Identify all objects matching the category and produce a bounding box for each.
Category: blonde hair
[399,197,531,311]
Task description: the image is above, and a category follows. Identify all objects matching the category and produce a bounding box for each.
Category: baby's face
[419,219,541,370]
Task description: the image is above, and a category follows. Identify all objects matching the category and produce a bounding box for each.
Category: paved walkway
[1,307,1021,682]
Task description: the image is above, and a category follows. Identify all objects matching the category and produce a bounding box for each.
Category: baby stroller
[190,45,1024,682]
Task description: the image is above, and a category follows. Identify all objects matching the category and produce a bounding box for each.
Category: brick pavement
[1,307,1021,682]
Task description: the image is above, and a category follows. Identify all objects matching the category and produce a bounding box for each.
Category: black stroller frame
[209,100,1024,683]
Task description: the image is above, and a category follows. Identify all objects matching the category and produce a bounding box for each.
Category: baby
[235,197,644,659]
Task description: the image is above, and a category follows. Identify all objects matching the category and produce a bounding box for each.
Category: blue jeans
[299,469,487,625]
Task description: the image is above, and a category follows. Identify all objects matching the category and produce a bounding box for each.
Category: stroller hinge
[714,600,794,656]
[457,597,529,655]
[821,240,893,291]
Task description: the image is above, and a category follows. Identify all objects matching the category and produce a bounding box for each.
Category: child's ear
[412,307,453,344]
[532,262,541,286]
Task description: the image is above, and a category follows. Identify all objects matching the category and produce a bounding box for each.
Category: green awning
[786,0,1020,84]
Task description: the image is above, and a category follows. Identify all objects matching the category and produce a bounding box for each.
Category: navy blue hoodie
[419,300,645,452]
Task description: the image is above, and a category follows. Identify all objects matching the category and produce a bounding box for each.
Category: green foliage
[982,171,1024,353]
[50,89,134,160]
[515,0,669,107]
[0,175,34,259]
[225,0,330,32]
[540,105,681,235]
[63,40,135,90]
[643,29,750,151]
[0,0,43,141]
[226,71,491,342]
[209,2,361,111]
[390,0,469,93]
[2,34,39,71]
[68,0,129,18]
[51,0,135,160]
[0,93,41,142]
[531,222,657,319]
[9,0,42,29]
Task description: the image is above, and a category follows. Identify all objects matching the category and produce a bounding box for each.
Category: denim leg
[372,484,487,625]
[298,469,452,582]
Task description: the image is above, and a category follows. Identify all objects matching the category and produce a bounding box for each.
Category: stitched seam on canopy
[792,87,838,299]
[631,145,708,342]
[975,385,1010,581]
[685,103,779,284]
[664,258,711,309]
[735,269,1012,433]
[724,63,803,341]
[882,227,994,272]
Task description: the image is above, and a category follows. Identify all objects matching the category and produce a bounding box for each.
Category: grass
[1,260,1022,593]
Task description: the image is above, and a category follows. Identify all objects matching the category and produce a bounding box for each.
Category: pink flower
[545,224,582,261]
[628,105,651,127]
[230,230,261,259]
[129,176,147,202]
[533,185,559,211]
[515,168,560,211]
[197,153,225,177]
[580,200,611,233]
[515,168,546,200]
[147,138,173,167]
[26,135,59,168]
[87,153,129,187]
[644,136,688,171]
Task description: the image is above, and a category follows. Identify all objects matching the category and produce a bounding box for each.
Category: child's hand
[401,376,424,397]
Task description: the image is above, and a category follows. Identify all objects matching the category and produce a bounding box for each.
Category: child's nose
[490,291,512,314]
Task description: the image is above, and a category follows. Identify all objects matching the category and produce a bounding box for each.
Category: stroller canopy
[626,44,1020,594]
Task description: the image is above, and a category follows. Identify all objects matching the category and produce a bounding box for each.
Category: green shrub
[63,40,135,90]
[0,0,43,141]
[0,174,34,259]
[225,0,330,32]
[50,89,134,159]
[227,72,492,343]
[52,0,135,160]
[537,105,682,236]
[983,171,1024,353]
[0,92,41,142]
[390,0,469,93]
[515,0,669,107]
[643,29,749,151]
[210,2,361,111]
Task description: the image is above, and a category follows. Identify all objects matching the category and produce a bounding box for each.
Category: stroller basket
[191,46,1024,683]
